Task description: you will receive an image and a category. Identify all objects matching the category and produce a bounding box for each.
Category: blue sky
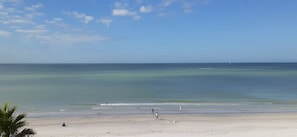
[0,0,296,63]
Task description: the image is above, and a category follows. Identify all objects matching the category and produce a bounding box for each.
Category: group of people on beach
[61,106,183,127]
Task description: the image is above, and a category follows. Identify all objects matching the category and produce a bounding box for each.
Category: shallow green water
[1,63,297,117]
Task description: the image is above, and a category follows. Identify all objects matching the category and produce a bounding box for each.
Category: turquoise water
[0,63,297,117]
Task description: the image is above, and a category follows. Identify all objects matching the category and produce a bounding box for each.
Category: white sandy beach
[27,113,297,137]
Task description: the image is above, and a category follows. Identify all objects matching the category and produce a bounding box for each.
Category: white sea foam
[199,68,213,70]
[97,102,249,106]
[98,102,201,106]
[59,109,66,112]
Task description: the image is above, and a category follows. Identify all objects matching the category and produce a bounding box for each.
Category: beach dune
[28,113,297,137]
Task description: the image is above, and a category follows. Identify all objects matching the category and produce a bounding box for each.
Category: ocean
[1,63,297,117]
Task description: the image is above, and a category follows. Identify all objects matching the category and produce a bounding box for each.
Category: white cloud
[25,3,42,11]
[161,0,178,7]
[0,30,11,37]
[45,18,67,27]
[35,24,46,29]
[133,15,141,20]
[0,3,3,9]
[0,11,7,16]
[46,18,62,24]
[112,2,142,19]
[1,0,22,3]
[65,11,94,24]
[0,0,211,46]
[15,28,48,34]
[15,24,48,34]
[114,2,129,9]
[112,9,136,16]
[84,16,93,24]
[182,2,194,13]
[158,0,209,15]
[140,5,152,13]
[97,18,112,27]
[2,19,32,24]
[112,9,141,20]
[25,12,44,18]
[33,33,110,45]
[0,1,43,26]
[158,11,174,17]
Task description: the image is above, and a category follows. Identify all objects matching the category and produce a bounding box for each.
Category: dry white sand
[27,113,297,137]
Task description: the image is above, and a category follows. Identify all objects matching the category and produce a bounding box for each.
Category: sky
[0,0,296,63]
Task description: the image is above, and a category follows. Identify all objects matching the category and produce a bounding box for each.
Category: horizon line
[0,62,297,65]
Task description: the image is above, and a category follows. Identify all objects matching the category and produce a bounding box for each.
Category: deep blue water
[0,63,297,117]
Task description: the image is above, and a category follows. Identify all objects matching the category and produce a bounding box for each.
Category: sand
[27,113,297,137]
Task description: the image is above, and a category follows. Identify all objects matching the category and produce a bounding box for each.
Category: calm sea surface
[1,63,297,117]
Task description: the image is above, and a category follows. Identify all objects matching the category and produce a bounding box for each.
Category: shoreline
[23,101,297,119]
[27,112,297,137]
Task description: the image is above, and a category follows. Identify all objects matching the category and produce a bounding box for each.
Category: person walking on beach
[155,112,159,120]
